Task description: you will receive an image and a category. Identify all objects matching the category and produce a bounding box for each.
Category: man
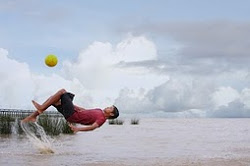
[22,89,119,132]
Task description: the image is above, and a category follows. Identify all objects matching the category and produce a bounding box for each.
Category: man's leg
[32,89,66,114]
[21,111,40,122]
[22,89,67,122]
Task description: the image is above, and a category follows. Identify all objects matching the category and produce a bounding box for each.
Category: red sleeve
[96,118,106,127]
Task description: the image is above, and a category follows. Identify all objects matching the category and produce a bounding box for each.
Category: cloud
[208,100,250,118]
[0,48,34,108]
[211,86,240,108]
[2,32,250,118]
[115,75,250,118]
[0,35,167,110]
[161,22,250,70]
[61,35,166,103]
[114,77,214,115]
[115,34,157,62]
[31,74,93,108]
[0,48,92,109]
[240,88,250,109]
[0,0,70,21]
[121,21,250,75]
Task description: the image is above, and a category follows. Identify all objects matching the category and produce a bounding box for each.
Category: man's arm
[69,122,99,132]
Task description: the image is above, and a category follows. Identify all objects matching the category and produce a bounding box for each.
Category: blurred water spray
[21,122,55,154]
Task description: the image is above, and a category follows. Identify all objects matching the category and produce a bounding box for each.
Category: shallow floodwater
[1,118,250,166]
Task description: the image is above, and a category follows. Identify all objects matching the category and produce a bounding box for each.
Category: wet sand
[1,118,250,166]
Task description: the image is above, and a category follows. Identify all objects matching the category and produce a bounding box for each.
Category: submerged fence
[0,109,63,118]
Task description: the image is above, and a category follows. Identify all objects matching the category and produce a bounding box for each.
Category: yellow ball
[45,54,58,67]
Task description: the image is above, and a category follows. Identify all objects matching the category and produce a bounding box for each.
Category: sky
[1,0,250,118]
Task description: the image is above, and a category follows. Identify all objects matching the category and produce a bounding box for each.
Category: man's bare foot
[21,111,40,123]
[32,100,42,110]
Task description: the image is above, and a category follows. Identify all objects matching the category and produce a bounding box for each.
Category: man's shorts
[53,92,75,119]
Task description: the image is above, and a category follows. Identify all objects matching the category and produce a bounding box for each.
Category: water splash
[21,122,55,154]
[11,118,19,135]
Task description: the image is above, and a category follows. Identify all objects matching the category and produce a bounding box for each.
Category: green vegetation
[108,118,140,125]
[108,119,124,125]
[38,115,73,135]
[130,118,140,125]
[0,113,73,136]
[0,115,14,135]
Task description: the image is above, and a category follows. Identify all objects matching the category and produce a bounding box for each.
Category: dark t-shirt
[66,108,106,127]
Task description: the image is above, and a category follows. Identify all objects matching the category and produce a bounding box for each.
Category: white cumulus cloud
[61,35,166,107]
[0,35,166,111]
[212,86,240,108]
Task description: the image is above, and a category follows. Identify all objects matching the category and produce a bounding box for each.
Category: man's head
[104,105,119,119]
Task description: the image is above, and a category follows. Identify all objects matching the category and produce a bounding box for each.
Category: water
[20,122,54,154]
[1,119,250,166]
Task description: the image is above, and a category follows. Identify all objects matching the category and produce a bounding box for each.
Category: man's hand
[69,123,79,133]
[68,122,99,132]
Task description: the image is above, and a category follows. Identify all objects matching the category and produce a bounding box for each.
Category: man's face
[104,105,114,116]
